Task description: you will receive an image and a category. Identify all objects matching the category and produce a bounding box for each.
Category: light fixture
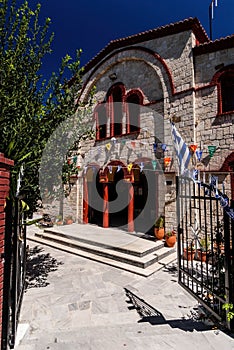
[109,73,117,81]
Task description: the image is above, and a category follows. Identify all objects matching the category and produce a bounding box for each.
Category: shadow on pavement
[25,245,63,291]
[124,287,212,332]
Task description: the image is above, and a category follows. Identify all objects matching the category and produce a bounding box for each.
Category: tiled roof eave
[194,35,234,55]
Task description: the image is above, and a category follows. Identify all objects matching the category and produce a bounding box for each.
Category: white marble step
[34,231,175,268]
[28,233,177,277]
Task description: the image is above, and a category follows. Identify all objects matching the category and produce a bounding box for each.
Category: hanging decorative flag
[208,145,216,158]
[164,157,171,166]
[140,162,144,172]
[152,160,157,170]
[108,165,112,174]
[117,165,122,172]
[131,141,136,148]
[73,155,77,164]
[171,122,191,175]
[121,140,126,145]
[127,163,133,172]
[189,144,197,153]
[106,143,111,151]
[111,137,116,144]
[153,143,157,153]
[195,150,203,161]
[161,144,167,151]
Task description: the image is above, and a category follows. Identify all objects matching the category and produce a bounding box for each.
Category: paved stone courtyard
[15,239,234,350]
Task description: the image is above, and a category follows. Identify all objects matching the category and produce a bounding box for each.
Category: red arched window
[219,71,234,113]
[109,84,124,137]
[95,104,107,140]
[126,90,143,133]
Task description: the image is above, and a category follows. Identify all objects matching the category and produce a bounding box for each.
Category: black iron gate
[2,198,27,350]
[176,175,234,330]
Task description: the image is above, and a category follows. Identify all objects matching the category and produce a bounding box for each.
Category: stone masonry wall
[0,153,14,346]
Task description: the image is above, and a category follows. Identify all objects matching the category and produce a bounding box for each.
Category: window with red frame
[111,85,123,136]
[96,104,107,140]
[220,71,234,113]
[126,93,141,133]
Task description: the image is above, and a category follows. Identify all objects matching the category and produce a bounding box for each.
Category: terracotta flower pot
[183,248,195,261]
[154,227,165,240]
[197,250,207,262]
[165,234,176,247]
[66,219,73,225]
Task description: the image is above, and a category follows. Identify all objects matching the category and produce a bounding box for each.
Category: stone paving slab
[14,233,234,350]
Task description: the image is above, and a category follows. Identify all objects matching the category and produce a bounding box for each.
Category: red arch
[220,152,234,172]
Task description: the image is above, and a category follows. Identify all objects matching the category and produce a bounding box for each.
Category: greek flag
[171,122,191,175]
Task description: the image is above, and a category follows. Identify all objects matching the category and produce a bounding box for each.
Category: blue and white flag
[171,122,191,175]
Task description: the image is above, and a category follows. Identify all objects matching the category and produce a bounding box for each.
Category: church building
[66,17,234,233]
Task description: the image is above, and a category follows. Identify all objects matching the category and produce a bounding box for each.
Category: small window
[112,86,123,136]
[96,104,107,140]
[220,71,234,113]
[126,93,141,133]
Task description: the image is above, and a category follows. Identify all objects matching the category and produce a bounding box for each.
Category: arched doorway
[108,167,128,228]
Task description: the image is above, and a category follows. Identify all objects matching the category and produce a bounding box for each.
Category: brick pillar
[0,153,14,346]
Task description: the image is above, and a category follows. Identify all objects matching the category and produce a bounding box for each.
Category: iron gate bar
[1,198,27,350]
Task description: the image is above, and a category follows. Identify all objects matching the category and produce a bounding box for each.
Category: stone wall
[0,153,14,345]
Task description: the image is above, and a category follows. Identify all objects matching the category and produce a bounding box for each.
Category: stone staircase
[27,225,177,277]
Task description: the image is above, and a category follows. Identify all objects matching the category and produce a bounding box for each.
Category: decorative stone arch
[79,46,174,104]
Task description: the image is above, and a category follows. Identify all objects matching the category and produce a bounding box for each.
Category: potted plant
[165,230,177,247]
[183,242,195,261]
[154,216,165,240]
[55,215,63,225]
[65,215,73,225]
[197,238,210,262]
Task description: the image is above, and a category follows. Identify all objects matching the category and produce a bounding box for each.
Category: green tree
[0,0,93,213]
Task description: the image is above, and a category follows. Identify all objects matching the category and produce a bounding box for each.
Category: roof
[83,17,209,73]
[194,34,234,55]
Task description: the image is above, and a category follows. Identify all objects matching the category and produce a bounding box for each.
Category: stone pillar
[83,177,89,224]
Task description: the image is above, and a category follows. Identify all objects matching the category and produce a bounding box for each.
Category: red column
[103,183,109,228]
[83,177,89,224]
[128,183,134,232]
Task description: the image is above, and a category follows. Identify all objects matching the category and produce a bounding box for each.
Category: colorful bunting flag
[106,143,111,151]
[208,145,216,158]
[161,144,167,151]
[108,165,112,174]
[153,143,157,153]
[164,157,171,166]
[189,144,197,153]
[195,150,203,161]
[117,165,122,173]
[127,163,133,172]
[152,160,157,170]
[140,162,144,172]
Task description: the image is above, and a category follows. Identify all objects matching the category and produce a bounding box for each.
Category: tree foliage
[0,0,93,213]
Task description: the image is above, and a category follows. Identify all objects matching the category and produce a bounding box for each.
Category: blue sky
[30,0,234,79]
